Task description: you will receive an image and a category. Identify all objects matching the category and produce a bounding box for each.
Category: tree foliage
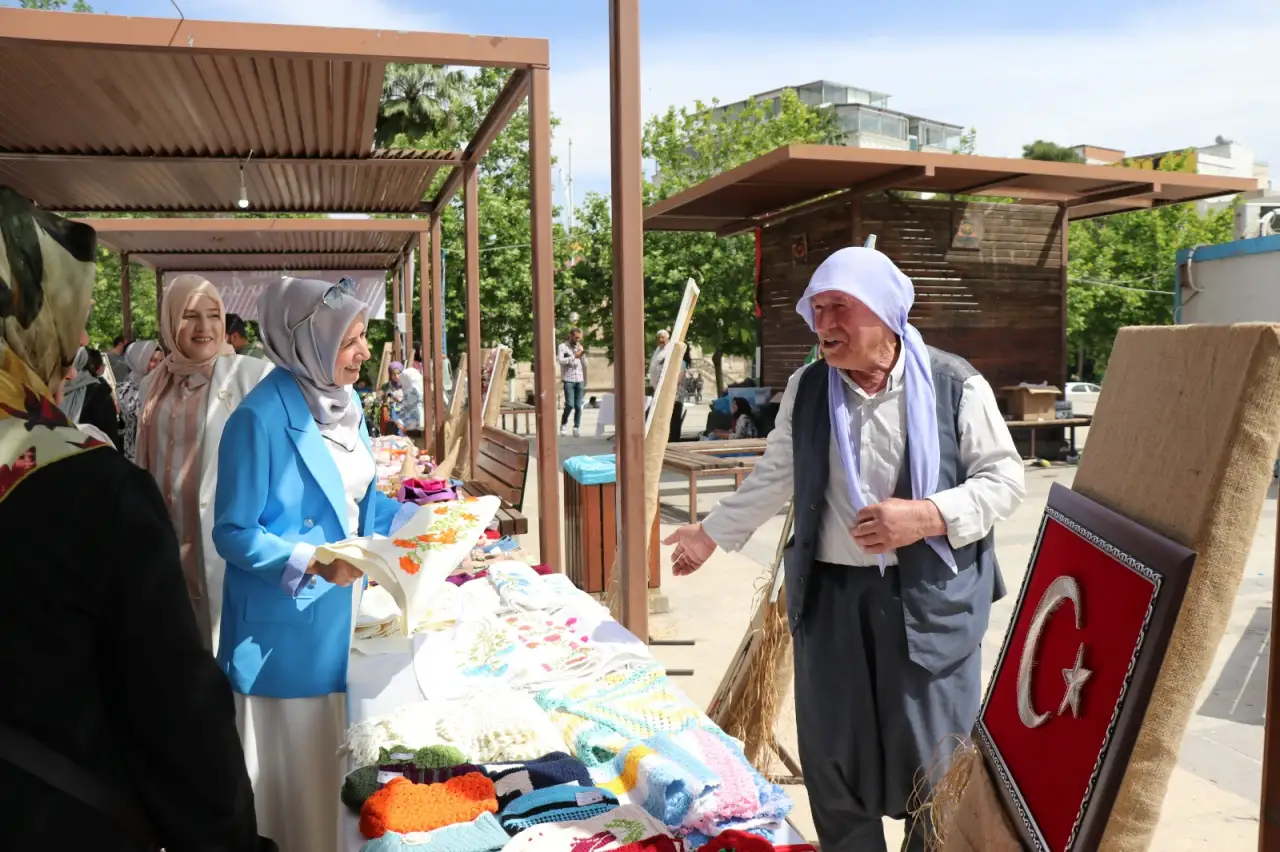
[375,64,469,148]
[1065,149,1234,377]
[562,90,837,391]
[1022,139,1085,163]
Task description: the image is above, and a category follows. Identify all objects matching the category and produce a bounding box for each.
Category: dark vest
[783,347,1007,674]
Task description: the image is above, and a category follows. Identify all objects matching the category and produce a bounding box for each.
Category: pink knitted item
[678,729,759,835]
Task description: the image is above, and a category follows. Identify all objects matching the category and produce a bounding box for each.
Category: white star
[1059,644,1092,718]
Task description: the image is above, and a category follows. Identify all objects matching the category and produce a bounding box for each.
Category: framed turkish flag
[975,483,1195,852]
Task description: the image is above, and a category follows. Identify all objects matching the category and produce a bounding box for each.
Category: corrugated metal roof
[81,217,423,271]
[0,42,383,158]
[5,157,448,213]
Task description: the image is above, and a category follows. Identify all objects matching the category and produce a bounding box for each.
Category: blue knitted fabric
[590,733,718,827]
[360,812,509,852]
[499,784,620,834]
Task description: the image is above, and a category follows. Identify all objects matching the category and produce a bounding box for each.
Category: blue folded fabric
[499,784,619,834]
[361,812,509,852]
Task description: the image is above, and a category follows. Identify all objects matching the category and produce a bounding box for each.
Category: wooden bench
[457,426,530,537]
[662,438,769,523]
[499,401,536,435]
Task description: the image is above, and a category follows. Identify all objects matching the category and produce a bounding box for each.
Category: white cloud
[550,7,1280,199]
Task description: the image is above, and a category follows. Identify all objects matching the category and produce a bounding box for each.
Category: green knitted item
[341,745,472,813]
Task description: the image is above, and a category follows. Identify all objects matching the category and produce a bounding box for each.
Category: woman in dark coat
[58,346,123,450]
[0,186,275,852]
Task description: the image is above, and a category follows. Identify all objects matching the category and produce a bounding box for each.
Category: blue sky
[14,0,1279,201]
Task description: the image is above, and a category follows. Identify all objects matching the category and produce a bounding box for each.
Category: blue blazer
[213,368,404,699]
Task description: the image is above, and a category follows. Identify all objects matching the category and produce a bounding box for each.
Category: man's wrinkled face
[810,290,893,371]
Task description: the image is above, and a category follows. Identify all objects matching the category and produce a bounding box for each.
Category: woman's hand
[306,557,364,587]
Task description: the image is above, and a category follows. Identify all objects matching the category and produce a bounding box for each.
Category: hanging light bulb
[237,165,250,209]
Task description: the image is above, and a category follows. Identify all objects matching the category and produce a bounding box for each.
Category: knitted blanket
[360,774,499,839]
[503,804,672,852]
[535,667,708,767]
[590,734,717,827]
[344,687,568,767]
[361,813,510,852]
[483,752,593,811]
[500,785,621,834]
[671,729,761,836]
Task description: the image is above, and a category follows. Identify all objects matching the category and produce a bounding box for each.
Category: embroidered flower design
[399,554,422,575]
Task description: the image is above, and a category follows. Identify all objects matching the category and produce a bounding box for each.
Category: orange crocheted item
[359,773,498,839]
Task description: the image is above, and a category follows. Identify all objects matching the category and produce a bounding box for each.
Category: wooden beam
[417,234,431,444]
[428,218,447,462]
[404,251,415,373]
[0,7,550,68]
[1068,198,1156,220]
[119,253,132,341]
[952,173,1030,195]
[610,0,648,642]
[715,166,935,238]
[431,70,531,212]
[464,164,483,478]
[529,66,562,573]
[391,258,402,364]
[154,268,163,327]
[1065,182,1160,208]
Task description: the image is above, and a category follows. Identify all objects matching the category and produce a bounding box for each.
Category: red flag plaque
[975,483,1195,852]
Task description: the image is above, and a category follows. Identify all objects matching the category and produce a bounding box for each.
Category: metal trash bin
[562,454,659,594]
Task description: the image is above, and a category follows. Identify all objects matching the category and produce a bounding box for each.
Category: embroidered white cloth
[504,804,671,852]
[314,496,500,635]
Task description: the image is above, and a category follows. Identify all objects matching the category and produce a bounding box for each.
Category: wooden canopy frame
[0,6,562,573]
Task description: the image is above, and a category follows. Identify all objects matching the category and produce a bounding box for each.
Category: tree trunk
[1076,342,1085,382]
[713,348,726,396]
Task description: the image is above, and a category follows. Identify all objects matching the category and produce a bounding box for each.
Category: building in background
[713,80,966,154]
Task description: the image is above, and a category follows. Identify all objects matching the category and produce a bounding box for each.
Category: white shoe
[573,428,581,437]
[560,425,567,436]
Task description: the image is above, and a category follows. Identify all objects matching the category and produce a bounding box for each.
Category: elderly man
[666,248,1025,852]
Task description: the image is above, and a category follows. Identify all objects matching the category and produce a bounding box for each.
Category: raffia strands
[928,744,1023,852]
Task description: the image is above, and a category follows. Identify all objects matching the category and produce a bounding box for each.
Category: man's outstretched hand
[664,523,718,576]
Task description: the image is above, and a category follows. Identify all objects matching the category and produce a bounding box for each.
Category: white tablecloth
[341,643,807,851]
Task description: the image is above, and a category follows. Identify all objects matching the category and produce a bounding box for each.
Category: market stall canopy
[643,144,1261,236]
[81,217,425,272]
[0,7,544,213]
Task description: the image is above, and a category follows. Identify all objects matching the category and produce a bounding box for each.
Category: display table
[341,640,807,851]
[594,392,653,437]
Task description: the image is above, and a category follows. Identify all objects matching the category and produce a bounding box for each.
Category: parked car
[1065,381,1102,416]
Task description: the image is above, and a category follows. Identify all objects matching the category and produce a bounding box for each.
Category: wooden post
[119,253,132,340]
[464,164,483,478]
[418,232,432,444]
[529,66,563,572]
[405,251,416,373]
[1059,203,1070,389]
[154,268,163,327]
[429,218,447,462]
[609,0,648,642]
[391,261,403,364]
[1261,505,1280,852]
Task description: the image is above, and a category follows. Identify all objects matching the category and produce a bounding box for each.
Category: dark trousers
[561,380,585,428]
[793,562,983,852]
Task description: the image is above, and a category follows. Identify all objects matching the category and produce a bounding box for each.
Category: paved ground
[516,403,1270,849]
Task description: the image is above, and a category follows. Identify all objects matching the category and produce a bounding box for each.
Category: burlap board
[942,324,1280,851]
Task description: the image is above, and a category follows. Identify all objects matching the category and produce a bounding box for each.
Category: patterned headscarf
[0,186,103,504]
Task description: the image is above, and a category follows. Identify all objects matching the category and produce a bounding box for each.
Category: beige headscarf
[136,274,234,463]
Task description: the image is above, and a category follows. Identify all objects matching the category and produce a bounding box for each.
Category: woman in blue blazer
[213,277,417,852]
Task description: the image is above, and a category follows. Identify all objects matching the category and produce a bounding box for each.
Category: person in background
[0,186,275,852]
[378,361,407,436]
[58,347,122,451]
[106,334,131,383]
[708,397,758,440]
[226,313,251,354]
[135,276,273,652]
[664,248,1025,852]
[214,276,419,852]
[648,328,671,390]
[558,326,585,437]
[117,339,163,463]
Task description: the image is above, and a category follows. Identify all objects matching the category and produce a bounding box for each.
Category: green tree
[562,89,835,392]
[1065,149,1235,377]
[375,64,469,148]
[18,0,94,10]
[1023,140,1085,163]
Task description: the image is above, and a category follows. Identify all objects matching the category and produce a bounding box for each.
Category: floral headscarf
[0,186,103,504]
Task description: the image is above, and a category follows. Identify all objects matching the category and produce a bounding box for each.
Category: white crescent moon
[1017,575,1083,728]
